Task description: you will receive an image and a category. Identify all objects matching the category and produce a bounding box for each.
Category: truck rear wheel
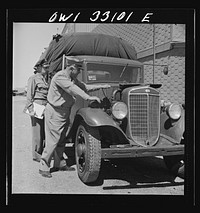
[75,121,101,184]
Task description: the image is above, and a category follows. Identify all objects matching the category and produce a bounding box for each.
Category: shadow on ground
[64,146,184,189]
[101,158,184,190]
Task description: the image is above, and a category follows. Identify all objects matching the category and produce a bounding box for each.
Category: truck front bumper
[101,144,184,158]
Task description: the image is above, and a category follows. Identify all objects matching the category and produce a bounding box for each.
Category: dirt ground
[11,95,184,197]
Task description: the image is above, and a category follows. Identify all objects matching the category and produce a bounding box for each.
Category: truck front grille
[129,93,160,146]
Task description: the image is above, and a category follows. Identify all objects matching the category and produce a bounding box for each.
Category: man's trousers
[31,116,45,160]
[40,103,71,171]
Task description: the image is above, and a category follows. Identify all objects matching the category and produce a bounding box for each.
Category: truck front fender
[76,108,131,144]
[66,108,129,143]
[77,108,119,127]
[160,108,185,144]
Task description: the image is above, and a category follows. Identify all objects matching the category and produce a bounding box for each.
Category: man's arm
[73,78,87,92]
[56,74,100,102]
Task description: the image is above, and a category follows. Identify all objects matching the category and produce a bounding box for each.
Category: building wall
[74,23,99,32]
[62,23,98,34]
[139,47,185,104]
[91,24,185,104]
[64,23,185,104]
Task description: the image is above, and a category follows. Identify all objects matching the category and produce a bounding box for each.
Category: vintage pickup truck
[37,33,185,184]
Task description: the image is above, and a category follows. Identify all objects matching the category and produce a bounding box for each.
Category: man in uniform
[39,56,110,178]
[24,59,49,162]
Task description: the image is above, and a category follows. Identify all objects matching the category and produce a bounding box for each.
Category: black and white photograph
[6,8,195,206]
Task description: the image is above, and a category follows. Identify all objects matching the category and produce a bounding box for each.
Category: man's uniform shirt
[47,69,100,109]
[24,73,49,113]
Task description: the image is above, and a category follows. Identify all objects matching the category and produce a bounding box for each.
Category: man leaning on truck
[39,56,110,178]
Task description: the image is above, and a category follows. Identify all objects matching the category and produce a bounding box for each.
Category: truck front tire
[75,121,101,184]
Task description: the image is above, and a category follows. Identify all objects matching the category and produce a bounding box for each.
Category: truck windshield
[86,63,142,83]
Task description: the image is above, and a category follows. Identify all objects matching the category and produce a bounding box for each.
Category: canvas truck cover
[35,32,137,74]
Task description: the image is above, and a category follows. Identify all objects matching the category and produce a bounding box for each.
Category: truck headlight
[112,102,128,120]
[167,103,182,120]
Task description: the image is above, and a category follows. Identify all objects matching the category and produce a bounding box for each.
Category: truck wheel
[163,155,184,179]
[75,121,101,184]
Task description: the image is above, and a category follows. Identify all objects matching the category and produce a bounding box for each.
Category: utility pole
[152,24,156,84]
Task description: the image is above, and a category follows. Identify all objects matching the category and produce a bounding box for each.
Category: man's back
[47,70,76,109]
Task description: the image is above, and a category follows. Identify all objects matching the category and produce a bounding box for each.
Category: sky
[13,23,65,89]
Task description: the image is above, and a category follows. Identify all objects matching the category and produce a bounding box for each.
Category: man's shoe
[39,169,52,178]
